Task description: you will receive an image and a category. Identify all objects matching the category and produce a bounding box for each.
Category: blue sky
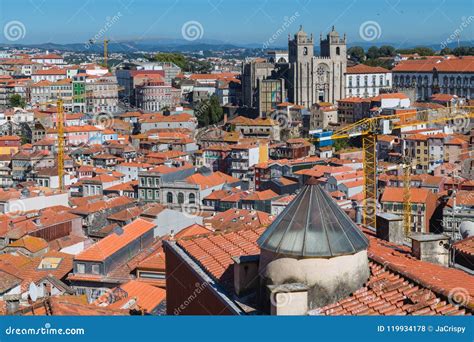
[0,0,473,46]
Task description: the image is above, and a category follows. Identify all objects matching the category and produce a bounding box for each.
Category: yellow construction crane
[56,99,65,191]
[402,158,412,237]
[104,38,110,69]
[311,106,474,231]
[33,99,66,191]
[88,38,110,69]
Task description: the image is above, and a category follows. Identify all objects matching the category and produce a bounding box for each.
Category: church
[287,26,347,107]
[242,26,348,113]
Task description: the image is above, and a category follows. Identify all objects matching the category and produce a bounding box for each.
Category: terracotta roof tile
[176,224,474,315]
[8,235,48,253]
[75,219,156,262]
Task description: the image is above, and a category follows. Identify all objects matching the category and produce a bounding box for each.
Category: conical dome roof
[257,181,369,257]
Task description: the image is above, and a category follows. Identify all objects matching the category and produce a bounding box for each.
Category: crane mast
[57,99,65,190]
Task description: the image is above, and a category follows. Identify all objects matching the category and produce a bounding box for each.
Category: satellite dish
[29,282,38,302]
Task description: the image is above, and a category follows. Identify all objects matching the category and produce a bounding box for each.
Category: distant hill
[1,38,471,54]
[0,39,242,53]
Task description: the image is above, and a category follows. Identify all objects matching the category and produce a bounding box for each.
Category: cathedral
[287,26,347,107]
[242,26,348,113]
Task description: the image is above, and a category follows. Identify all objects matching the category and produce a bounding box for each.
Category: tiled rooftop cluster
[0,27,473,316]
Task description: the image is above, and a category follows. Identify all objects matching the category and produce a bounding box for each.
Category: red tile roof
[176,225,474,314]
[453,236,474,257]
[244,189,279,201]
[393,57,474,73]
[178,227,264,286]
[108,280,166,313]
[315,261,468,315]
[8,236,49,253]
[75,219,156,262]
[175,224,213,239]
[204,209,273,231]
[346,64,390,74]
[381,187,432,203]
[137,247,166,271]
[70,196,134,215]
[371,92,409,101]
[186,171,239,189]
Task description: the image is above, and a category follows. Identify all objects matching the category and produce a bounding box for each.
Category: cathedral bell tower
[320,26,346,61]
[319,26,347,103]
[288,25,314,64]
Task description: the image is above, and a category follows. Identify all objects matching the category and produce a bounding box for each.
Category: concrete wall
[259,249,369,310]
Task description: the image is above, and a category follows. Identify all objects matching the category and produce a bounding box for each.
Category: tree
[396,47,435,56]
[378,45,396,57]
[366,46,380,59]
[348,46,365,61]
[151,53,188,70]
[195,95,223,127]
[333,138,349,152]
[412,46,435,56]
[362,58,392,70]
[9,94,26,108]
[440,47,452,55]
[452,46,474,56]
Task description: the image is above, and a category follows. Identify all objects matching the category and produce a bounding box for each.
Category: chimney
[267,283,309,316]
[231,255,259,296]
[223,113,228,124]
[410,234,450,266]
[376,213,404,245]
[4,294,20,314]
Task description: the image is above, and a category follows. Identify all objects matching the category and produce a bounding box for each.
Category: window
[178,192,184,204]
[189,193,196,204]
[91,264,100,275]
[336,47,340,55]
[167,192,173,203]
[76,263,85,274]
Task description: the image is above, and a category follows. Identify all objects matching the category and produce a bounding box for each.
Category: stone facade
[287,26,347,107]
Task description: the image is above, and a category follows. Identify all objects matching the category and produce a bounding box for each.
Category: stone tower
[289,25,314,64]
[287,26,347,108]
[288,26,314,108]
[320,26,347,103]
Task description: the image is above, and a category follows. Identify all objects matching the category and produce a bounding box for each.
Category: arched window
[178,192,184,204]
[189,193,196,204]
[167,192,173,203]
[336,47,340,55]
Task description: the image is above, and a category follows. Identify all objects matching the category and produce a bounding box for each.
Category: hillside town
[0,26,472,317]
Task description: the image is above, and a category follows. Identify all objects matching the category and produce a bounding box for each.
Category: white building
[31,68,67,83]
[392,57,474,100]
[0,189,69,215]
[345,64,392,98]
[31,53,64,65]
